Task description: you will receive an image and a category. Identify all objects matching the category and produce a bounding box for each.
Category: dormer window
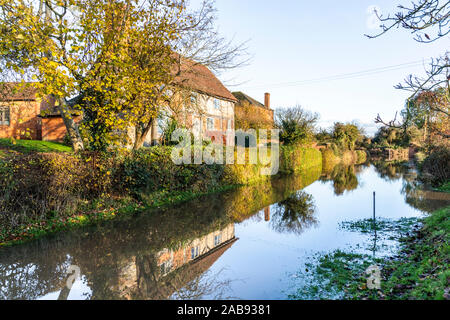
[0,106,10,126]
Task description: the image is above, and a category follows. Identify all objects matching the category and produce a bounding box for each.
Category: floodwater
[0,162,449,300]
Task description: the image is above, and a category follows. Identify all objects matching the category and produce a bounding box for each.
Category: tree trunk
[57,98,84,152]
[133,117,154,150]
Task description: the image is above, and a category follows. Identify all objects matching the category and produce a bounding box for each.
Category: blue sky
[194,0,449,135]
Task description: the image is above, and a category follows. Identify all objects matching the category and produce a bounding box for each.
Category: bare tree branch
[366,0,450,43]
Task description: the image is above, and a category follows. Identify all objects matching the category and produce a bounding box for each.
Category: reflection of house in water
[156,224,236,278]
[114,223,237,300]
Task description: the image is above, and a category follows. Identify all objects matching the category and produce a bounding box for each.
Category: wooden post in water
[373,192,376,223]
[373,191,377,258]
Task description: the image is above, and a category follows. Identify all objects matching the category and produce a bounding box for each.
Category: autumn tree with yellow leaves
[0,0,248,151]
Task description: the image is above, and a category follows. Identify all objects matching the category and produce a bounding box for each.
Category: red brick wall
[42,116,81,142]
[0,101,41,140]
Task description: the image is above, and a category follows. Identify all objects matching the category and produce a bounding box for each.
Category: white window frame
[0,105,10,126]
[227,119,232,130]
[207,117,214,131]
[214,99,221,110]
[214,235,222,246]
[191,246,200,259]
[160,260,173,276]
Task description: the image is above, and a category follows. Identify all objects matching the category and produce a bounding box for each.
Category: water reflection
[372,160,412,181]
[372,160,449,213]
[0,166,323,300]
[0,162,448,300]
[270,191,318,235]
[321,164,365,196]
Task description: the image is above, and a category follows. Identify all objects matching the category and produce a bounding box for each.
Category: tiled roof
[1,58,237,105]
[173,57,237,103]
[0,83,38,101]
[232,91,266,108]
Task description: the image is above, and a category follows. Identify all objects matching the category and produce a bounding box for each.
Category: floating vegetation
[339,217,420,236]
[288,250,384,300]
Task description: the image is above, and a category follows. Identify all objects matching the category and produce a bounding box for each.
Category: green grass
[291,206,450,300]
[0,138,72,153]
[381,206,450,300]
[340,217,419,235]
[288,250,383,300]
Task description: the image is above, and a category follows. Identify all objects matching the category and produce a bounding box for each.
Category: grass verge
[0,184,239,247]
[290,206,449,300]
[0,138,72,153]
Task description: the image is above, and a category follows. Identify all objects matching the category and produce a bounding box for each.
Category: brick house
[0,83,76,141]
[232,91,274,128]
[232,91,275,146]
[142,57,238,146]
[114,223,237,299]
[1,59,236,146]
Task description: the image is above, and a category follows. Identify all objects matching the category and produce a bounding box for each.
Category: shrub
[355,150,368,164]
[118,147,226,195]
[275,106,319,145]
[279,145,322,174]
[332,122,362,151]
[0,153,87,228]
[420,146,450,186]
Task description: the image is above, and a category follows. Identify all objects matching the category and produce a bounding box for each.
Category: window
[214,99,221,110]
[207,118,214,131]
[165,89,173,97]
[0,106,10,126]
[191,246,199,260]
[160,260,173,276]
[214,235,222,246]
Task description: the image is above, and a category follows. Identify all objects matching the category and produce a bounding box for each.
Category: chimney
[264,93,270,109]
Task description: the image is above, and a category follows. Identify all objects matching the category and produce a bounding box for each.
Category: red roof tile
[173,57,237,103]
[0,83,38,101]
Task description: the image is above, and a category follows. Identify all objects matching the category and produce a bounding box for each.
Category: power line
[243,59,430,89]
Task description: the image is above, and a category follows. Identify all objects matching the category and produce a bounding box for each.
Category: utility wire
[243,59,431,89]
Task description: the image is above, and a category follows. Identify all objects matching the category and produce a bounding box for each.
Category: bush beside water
[0,144,323,241]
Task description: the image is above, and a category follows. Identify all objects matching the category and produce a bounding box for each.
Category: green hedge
[0,144,323,237]
[279,145,323,174]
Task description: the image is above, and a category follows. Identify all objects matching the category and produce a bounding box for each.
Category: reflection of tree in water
[271,191,318,235]
[324,164,359,196]
[0,238,77,300]
[0,260,69,300]
[401,179,450,213]
[171,269,235,300]
[371,161,450,213]
[0,168,326,300]
[372,161,410,181]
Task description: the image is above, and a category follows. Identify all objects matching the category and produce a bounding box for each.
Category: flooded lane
[0,162,449,300]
